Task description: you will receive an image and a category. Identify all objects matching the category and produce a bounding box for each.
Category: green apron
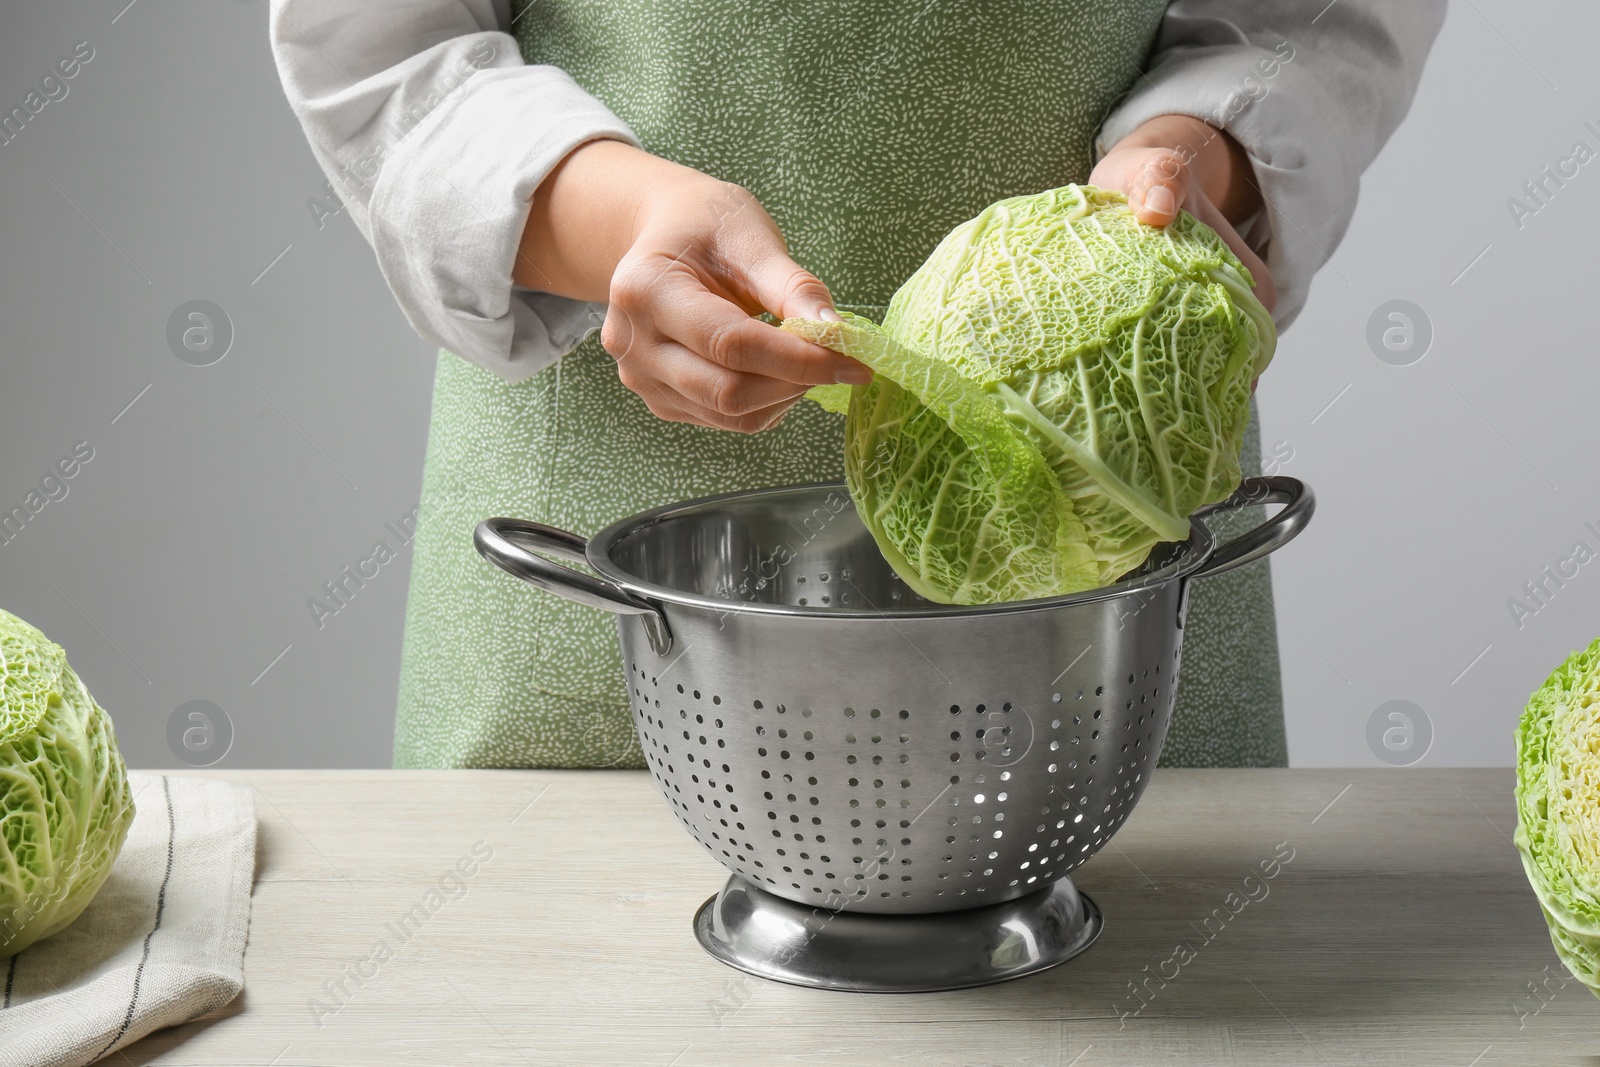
[393,0,1289,769]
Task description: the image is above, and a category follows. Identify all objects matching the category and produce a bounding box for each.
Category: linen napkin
[0,773,256,1066]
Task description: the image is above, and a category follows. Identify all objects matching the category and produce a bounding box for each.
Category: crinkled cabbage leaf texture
[1516,636,1600,997]
[0,607,136,958]
[785,183,1276,604]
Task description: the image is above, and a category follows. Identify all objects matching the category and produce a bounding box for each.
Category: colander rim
[584,480,1219,619]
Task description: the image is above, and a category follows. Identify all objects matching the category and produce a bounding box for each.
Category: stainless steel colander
[473,470,1312,895]
[476,476,1311,989]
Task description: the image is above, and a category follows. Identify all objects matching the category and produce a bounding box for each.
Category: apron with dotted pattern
[393,0,1289,769]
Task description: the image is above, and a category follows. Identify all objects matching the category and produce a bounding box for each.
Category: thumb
[742,243,839,323]
[1127,149,1191,227]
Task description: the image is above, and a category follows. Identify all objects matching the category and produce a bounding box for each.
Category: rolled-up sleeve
[1096,1,1447,331]
[269,0,640,381]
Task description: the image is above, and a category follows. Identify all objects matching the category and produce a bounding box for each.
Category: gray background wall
[0,1,1589,769]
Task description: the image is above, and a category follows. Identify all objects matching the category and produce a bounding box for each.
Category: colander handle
[1188,476,1314,580]
[473,518,673,656]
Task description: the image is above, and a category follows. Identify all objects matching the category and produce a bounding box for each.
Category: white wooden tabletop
[119,768,1598,1066]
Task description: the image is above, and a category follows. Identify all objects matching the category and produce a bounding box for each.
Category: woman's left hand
[1091,114,1275,391]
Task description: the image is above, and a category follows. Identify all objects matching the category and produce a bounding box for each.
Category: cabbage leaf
[784,184,1275,603]
[785,314,1097,603]
[1,608,136,957]
[1516,637,1600,995]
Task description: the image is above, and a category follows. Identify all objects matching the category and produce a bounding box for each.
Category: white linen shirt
[269,0,1445,383]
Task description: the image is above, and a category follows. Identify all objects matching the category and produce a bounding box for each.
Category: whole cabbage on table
[1,607,136,957]
[1516,637,1600,997]
[784,183,1276,605]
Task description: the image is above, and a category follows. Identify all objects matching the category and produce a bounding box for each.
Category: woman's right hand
[516,139,871,433]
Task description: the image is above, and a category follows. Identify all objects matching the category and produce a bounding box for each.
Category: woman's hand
[1091,115,1275,393]
[1091,114,1274,311]
[517,139,870,433]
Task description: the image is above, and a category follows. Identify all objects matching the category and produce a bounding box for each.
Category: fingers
[1179,190,1278,314]
[1125,147,1191,227]
[615,345,803,433]
[720,226,868,370]
[602,301,814,432]
[665,393,798,434]
[620,334,811,415]
[739,241,836,322]
[598,174,873,432]
[1091,142,1277,314]
[621,260,871,387]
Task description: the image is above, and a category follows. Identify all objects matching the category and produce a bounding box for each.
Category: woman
[271,0,1443,770]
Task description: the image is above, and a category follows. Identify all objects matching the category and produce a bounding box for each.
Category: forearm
[270,0,644,380]
[515,139,692,300]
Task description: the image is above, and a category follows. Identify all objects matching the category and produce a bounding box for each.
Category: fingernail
[836,365,873,385]
[1143,185,1176,217]
[819,306,843,322]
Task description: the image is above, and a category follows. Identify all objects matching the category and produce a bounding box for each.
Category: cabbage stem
[1207,265,1277,376]
[991,382,1191,542]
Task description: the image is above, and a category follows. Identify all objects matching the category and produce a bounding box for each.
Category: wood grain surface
[116,768,1599,1066]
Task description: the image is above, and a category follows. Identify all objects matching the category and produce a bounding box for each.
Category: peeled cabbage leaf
[804,382,853,415]
[784,184,1275,604]
[1515,637,1600,996]
[786,314,1097,603]
[0,608,136,958]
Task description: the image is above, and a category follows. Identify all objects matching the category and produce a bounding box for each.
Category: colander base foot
[692,874,1102,993]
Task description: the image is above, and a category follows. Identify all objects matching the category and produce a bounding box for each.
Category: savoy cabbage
[785,184,1276,604]
[1516,636,1600,996]
[0,607,135,957]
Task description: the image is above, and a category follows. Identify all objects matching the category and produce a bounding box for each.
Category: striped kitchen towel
[0,774,256,1066]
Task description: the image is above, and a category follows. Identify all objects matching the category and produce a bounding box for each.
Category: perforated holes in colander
[634,665,775,876]
[940,703,1010,898]
[760,704,856,898]
[630,656,1176,908]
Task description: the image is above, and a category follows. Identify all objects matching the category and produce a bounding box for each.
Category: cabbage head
[784,183,1275,604]
[1,607,136,957]
[1515,636,1600,997]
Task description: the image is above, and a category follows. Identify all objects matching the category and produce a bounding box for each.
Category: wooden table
[121,769,1598,1065]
